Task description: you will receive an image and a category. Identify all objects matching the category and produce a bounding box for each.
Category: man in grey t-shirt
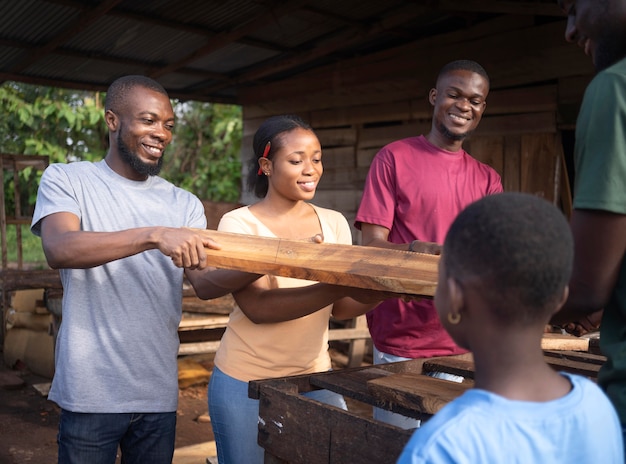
[31,75,255,464]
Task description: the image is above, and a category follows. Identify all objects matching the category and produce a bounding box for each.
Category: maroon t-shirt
[355,135,503,358]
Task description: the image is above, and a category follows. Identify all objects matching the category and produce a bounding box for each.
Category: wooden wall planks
[239,15,587,241]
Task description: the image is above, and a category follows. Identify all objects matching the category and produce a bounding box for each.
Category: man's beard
[435,119,473,142]
[117,127,164,177]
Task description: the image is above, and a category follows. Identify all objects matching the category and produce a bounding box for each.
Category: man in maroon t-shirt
[355,59,503,428]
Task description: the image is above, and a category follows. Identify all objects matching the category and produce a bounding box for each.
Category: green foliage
[1,82,243,265]
[4,224,47,267]
[0,82,108,218]
[0,82,108,163]
[1,82,243,213]
[165,101,243,202]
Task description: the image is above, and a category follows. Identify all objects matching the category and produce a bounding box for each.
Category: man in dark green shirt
[554,0,626,453]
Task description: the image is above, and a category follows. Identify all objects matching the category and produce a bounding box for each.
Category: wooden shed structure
[0,5,605,460]
[0,1,594,237]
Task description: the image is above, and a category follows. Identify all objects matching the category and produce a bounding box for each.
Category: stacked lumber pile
[178,284,234,357]
[3,289,55,378]
[177,285,234,388]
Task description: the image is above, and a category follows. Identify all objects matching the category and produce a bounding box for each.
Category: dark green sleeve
[573,61,626,215]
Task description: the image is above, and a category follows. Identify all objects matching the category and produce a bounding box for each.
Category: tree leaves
[165,101,243,202]
[1,82,244,214]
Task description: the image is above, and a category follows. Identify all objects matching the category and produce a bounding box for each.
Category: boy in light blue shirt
[397,192,622,464]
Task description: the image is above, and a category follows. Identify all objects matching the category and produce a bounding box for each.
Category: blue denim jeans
[57,409,176,464]
[208,366,347,464]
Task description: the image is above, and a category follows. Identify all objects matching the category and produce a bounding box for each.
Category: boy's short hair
[443,192,573,326]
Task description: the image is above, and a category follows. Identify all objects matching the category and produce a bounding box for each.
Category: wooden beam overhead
[239,19,590,107]
[197,2,434,97]
[437,0,564,17]
[7,0,124,74]
[0,1,581,106]
[150,0,312,79]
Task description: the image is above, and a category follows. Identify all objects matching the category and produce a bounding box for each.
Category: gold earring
[447,312,461,325]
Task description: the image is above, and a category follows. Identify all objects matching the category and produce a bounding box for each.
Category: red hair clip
[257,141,271,176]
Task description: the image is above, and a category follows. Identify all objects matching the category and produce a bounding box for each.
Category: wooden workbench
[250,344,605,464]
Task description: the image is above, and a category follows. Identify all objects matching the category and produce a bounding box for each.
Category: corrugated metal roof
[0,0,564,103]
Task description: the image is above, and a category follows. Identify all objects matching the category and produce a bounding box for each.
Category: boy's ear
[550,285,570,317]
[448,277,465,314]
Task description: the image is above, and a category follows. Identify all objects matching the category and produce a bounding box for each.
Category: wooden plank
[178,326,225,344]
[316,127,358,147]
[543,356,601,378]
[243,79,422,118]
[541,333,589,351]
[589,337,602,355]
[242,21,592,109]
[367,373,469,415]
[1,270,63,346]
[311,189,361,214]
[308,363,430,419]
[465,135,504,176]
[327,327,370,342]
[257,380,413,464]
[423,357,477,380]
[356,147,380,168]
[310,101,412,128]
[558,75,593,105]
[181,296,233,314]
[311,368,396,402]
[423,352,600,379]
[439,0,563,16]
[544,350,606,366]
[319,146,355,169]
[475,112,557,136]
[178,315,229,330]
[319,166,368,189]
[0,269,61,291]
[409,86,558,121]
[178,341,221,355]
[485,85,557,116]
[240,16,535,105]
[358,122,430,150]
[247,73,560,124]
[520,133,559,201]
[253,347,603,463]
[250,359,425,401]
[503,134,522,192]
[345,314,368,368]
[200,230,439,297]
[424,355,601,379]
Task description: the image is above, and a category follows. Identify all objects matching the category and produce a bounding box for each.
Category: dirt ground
[0,356,214,464]
[0,346,367,464]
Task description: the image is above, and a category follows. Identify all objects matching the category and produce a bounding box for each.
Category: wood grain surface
[200,229,439,297]
[367,373,469,415]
